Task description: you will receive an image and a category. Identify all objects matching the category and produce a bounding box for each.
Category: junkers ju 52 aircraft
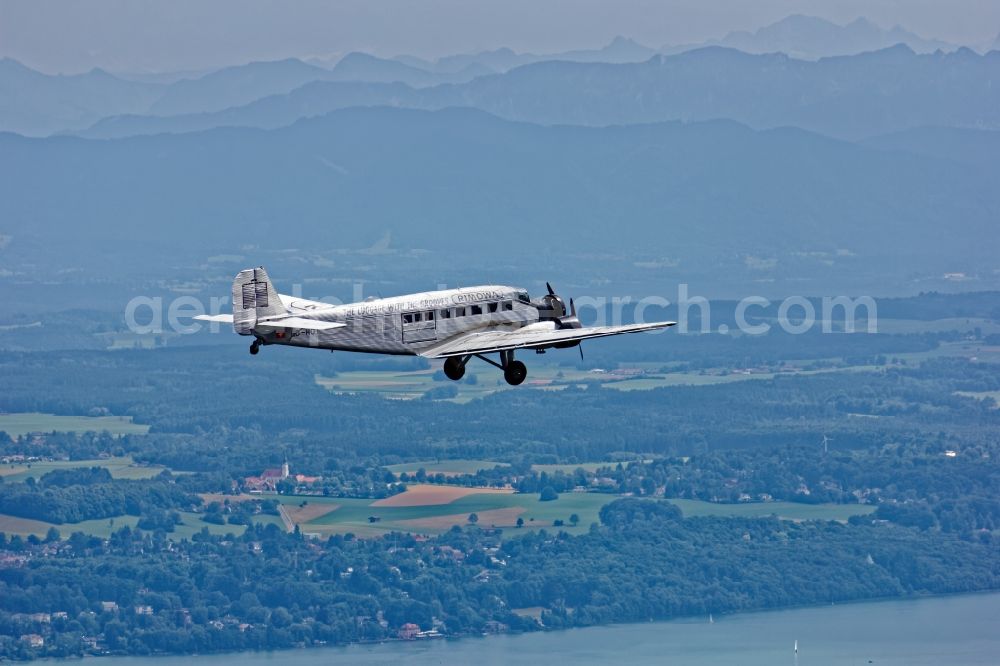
[196,267,675,386]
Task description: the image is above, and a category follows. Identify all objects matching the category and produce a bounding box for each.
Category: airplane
[195,267,675,386]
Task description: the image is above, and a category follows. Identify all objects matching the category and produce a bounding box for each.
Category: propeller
[570,297,584,361]
[541,282,567,319]
[560,297,581,329]
[536,282,586,355]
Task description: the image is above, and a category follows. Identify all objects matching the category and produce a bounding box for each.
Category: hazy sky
[2,0,999,74]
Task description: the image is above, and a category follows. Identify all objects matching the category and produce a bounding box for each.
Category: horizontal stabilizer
[194,314,235,323]
[255,316,345,331]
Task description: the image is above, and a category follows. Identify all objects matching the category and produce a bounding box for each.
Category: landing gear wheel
[249,341,260,355]
[443,356,465,381]
[503,360,527,386]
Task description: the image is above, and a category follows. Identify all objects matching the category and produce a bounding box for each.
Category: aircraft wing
[193,314,345,331]
[419,321,675,359]
[255,316,346,331]
[193,314,234,324]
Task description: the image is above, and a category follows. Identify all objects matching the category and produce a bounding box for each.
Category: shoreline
[38,588,1000,663]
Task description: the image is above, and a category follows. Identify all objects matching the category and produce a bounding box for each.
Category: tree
[540,486,559,502]
[569,514,580,526]
[516,517,524,528]
[270,607,293,628]
[468,513,479,524]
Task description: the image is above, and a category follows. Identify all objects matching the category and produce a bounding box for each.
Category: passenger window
[502,300,513,311]
[440,309,451,319]
[488,302,498,313]
[454,307,465,317]
[470,304,482,315]
[425,311,434,321]
[402,313,414,324]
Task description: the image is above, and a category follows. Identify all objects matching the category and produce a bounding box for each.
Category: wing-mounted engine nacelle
[536,293,566,319]
[534,282,582,332]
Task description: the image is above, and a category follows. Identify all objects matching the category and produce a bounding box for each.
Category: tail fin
[231,267,288,335]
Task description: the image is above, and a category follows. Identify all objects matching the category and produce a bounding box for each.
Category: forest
[1,498,997,659]
[0,291,998,659]
[0,470,198,525]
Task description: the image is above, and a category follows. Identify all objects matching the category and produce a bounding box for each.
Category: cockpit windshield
[516,290,531,303]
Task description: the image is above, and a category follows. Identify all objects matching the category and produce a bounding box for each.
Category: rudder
[231,267,287,335]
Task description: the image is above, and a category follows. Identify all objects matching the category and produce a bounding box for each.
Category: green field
[0,413,149,438]
[316,366,584,402]
[0,491,875,539]
[863,318,1000,335]
[315,361,890,399]
[310,326,1000,402]
[385,459,510,476]
[103,332,160,350]
[0,512,266,539]
[0,456,166,483]
[0,513,143,539]
[894,341,1000,364]
[530,462,617,474]
[315,367,502,402]
[315,365,776,399]
[667,498,875,522]
[294,491,615,537]
[955,390,1000,407]
[272,491,876,538]
[171,512,253,539]
[604,364,889,392]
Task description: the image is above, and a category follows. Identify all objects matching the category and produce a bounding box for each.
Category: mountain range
[1,52,492,136]
[664,15,957,59]
[2,14,992,138]
[392,16,962,74]
[2,108,995,281]
[78,46,1000,141]
[134,53,488,117]
[391,36,658,73]
[0,58,162,136]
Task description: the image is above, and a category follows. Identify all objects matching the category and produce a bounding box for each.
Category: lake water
[89,592,999,666]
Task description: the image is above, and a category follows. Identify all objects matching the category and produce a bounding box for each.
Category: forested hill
[2,343,998,464]
[3,108,996,277]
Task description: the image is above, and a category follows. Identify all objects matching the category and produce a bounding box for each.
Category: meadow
[314,364,813,399]
[384,459,510,476]
[530,462,618,473]
[0,456,165,483]
[954,390,1000,407]
[311,337,1000,401]
[0,413,149,438]
[214,486,876,540]
[0,475,886,539]
[0,511,268,540]
[288,487,617,537]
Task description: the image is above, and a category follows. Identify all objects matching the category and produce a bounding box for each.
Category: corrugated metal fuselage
[253,286,538,355]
